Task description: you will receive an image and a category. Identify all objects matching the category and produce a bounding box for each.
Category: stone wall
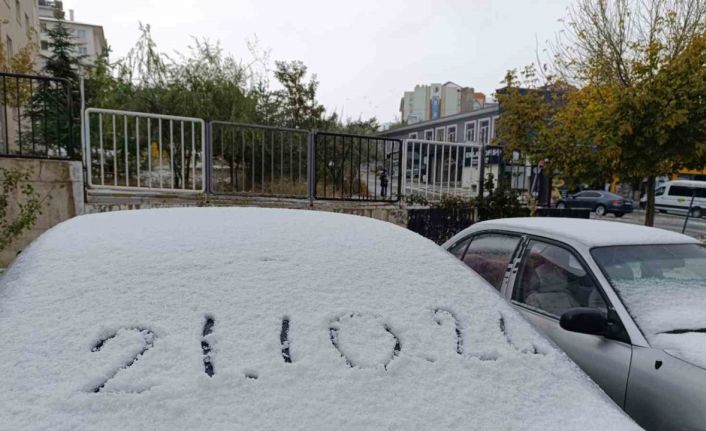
[0,158,84,267]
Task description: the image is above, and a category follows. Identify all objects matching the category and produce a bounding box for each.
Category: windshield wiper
[661,328,706,334]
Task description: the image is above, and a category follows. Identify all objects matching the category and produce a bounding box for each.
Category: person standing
[379,168,389,197]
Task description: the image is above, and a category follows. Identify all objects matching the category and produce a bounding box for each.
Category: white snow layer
[452,217,696,248]
[615,278,706,369]
[0,208,639,430]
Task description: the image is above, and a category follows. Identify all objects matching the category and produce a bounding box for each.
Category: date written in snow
[88,310,542,393]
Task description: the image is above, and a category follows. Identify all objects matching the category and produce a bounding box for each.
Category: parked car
[444,217,706,431]
[0,209,638,431]
[557,190,634,217]
[639,180,706,218]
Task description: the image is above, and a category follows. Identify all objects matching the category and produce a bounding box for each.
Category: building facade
[379,104,533,196]
[0,0,39,63]
[399,82,486,125]
[38,0,107,67]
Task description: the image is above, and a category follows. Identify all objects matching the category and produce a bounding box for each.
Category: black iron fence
[210,122,309,197]
[0,72,77,159]
[313,132,402,202]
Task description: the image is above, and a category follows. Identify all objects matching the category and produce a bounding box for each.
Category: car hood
[653,332,706,370]
[613,278,706,369]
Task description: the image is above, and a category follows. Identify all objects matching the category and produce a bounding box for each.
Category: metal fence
[78,107,539,205]
[210,122,309,197]
[313,132,402,201]
[0,72,77,159]
[402,139,482,201]
[84,108,206,192]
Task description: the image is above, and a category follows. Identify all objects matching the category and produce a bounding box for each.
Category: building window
[479,119,490,145]
[41,40,49,50]
[435,127,445,142]
[424,129,434,141]
[25,14,30,35]
[15,0,21,24]
[409,132,418,139]
[447,125,457,143]
[78,46,88,55]
[464,121,476,142]
[40,22,48,32]
[77,29,86,38]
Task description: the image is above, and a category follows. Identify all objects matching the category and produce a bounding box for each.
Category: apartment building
[399,82,487,125]
[38,0,107,66]
[0,0,40,63]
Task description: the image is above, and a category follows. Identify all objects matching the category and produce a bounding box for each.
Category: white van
[641,180,706,218]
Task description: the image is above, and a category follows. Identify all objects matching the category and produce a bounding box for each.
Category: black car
[557,190,634,217]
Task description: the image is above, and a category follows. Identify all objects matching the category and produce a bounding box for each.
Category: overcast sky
[62,0,572,123]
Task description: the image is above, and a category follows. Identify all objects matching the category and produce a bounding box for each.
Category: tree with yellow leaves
[497,0,706,226]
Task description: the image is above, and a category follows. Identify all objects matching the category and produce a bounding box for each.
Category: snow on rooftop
[0,208,638,430]
[471,217,697,247]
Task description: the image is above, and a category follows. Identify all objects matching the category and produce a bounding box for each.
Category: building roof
[381,103,500,135]
[462,217,697,248]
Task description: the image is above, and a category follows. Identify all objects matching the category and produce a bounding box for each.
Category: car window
[447,237,471,258]
[655,186,665,196]
[696,187,706,198]
[668,185,693,197]
[513,240,607,318]
[461,234,521,291]
[583,191,601,198]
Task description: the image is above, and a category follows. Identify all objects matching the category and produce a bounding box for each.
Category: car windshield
[592,244,706,339]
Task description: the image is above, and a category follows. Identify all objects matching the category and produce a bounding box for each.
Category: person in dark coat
[379,168,389,197]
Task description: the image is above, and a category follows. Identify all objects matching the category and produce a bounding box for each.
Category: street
[591,210,706,240]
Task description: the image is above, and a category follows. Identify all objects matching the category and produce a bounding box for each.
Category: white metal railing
[402,139,483,201]
[84,108,206,193]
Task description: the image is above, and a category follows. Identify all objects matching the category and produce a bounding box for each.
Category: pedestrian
[380,167,388,197]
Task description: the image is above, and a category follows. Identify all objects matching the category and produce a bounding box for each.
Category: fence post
[307,130,316,205]
[682,190,696,234]
[400,140,408,204]
[478,143,486,220]
[205,121,212,195]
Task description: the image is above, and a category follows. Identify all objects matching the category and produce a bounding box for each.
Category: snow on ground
[0,208,639,430]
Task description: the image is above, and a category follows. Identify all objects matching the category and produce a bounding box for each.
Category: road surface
[591,210,706,240]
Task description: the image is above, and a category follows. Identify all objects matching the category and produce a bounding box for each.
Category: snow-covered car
[443,217,706,431]
[0,209,638,431]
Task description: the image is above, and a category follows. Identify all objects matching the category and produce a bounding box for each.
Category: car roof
[666,180,706,187]
[457,217,698,248]
[0,208,637,430]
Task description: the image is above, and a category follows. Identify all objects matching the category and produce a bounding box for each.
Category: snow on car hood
[615,278,706,369]
[0,208,638,431]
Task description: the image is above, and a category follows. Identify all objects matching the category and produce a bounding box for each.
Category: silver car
[443,218,706,431]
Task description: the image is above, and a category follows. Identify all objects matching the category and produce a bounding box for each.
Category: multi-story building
[37,0,107,67]
[399,82,486,125]
[1,0,39,155]
[0,0,39,64]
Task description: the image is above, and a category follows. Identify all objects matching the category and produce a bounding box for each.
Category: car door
[575,191,600,209]
[508,237,632,407]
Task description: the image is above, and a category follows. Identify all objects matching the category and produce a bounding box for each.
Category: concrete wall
[0,157,408,267]
[0,157,83,267]
[86,192,409,227]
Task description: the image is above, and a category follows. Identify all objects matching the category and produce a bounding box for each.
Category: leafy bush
[0,168,42,252]
[476,174,528,220]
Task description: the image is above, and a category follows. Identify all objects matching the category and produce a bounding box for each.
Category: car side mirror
[560,308,608,336]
